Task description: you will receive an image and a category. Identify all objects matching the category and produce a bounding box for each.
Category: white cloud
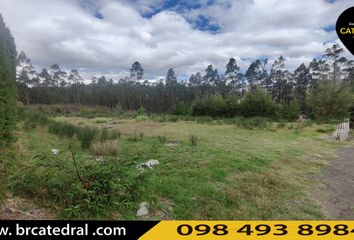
[0,0,353,80]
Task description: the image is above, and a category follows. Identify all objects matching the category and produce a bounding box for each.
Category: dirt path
[319,147,354,219]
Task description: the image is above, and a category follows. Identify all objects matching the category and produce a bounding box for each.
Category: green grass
[1,116,351,220]
[95,117,108,124]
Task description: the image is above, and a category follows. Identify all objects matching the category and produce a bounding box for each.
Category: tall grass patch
[48,121,78,138]
[23,111,49,130]
[77,127,98,149]
[90,140,119,156]
[189,134,198,146]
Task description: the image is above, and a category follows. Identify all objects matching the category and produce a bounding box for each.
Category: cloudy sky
[0,0,353,80]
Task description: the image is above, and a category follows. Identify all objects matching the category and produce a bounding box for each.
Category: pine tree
[266,56,293,104]
[245,59,268,88]
[49,63,68,87]
[0,14,17,147]
[68,69,83,85]
[130,61,144,81]
[324,44,348,82]
[224,58,240,85]
[203,64,218,85]
[293,63,312,103]
[308,59,330,88]
[166,68,177,85]
[38,68,52,87]
[188,72,203,87]
[97,76,107,85]
[224,58,246,94]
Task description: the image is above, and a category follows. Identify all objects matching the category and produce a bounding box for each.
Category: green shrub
[95,117,107,124]
[189,134,198,146]
[192,95,227,117]
[171,101,191,115]
[77,127,98,149]
[0,18,17,147]
[10,150,146,218]
[306,79,353,120]
[158,115,167,122]
[239,88,280,119]
[23,111,49,130]
[99,128,109,142]
[157,135,167,144]
[135,115,150,121]
[277,121,286,128]
[113,103,124,115]
[195,116,213,124]
[231,116,246,126]
[167,115,179,122]
[137,107,146,115]
[282,100,300,121]
[224,95,239,117]
[47,121,78,138]
[244,117,269,129]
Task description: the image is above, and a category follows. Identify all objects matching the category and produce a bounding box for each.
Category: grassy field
[1,115,352,220]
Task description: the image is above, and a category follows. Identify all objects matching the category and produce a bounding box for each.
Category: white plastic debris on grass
[95,156,105,163]
[136,159,160,171]
[50,149,59,155]
[136,202,149,217]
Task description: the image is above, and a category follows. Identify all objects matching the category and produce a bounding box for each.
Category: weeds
[10,147,146,218]
[195,116,213,124]
[110,130,121,139]
[127,132,144,142]
[158,115,167,122]
[77,127,98,149]
[90,140,119,156]
[316,125,336,133]
[189,134,198,146]
[135,115,150,121]
[137,107,146,115]
[23,111,49,130]
[48,121,78,138]
[157,135,167,144]
[167,115,179,122]
[95,118,107,124]
[277,121,286,128]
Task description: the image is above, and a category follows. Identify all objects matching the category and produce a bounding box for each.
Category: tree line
[16,43,354,120]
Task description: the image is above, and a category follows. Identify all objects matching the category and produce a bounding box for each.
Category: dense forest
[16,44,354,120]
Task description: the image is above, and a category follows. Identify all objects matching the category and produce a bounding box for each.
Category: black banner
[0,221,159,240]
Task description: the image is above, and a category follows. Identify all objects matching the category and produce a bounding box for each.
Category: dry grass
[0,197,55,220]
[90,140,119,156]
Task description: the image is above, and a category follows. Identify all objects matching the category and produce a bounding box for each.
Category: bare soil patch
[319,147,354,219]
[0,197,55,220]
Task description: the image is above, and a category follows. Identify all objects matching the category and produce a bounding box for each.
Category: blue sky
[0,0,353,80]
